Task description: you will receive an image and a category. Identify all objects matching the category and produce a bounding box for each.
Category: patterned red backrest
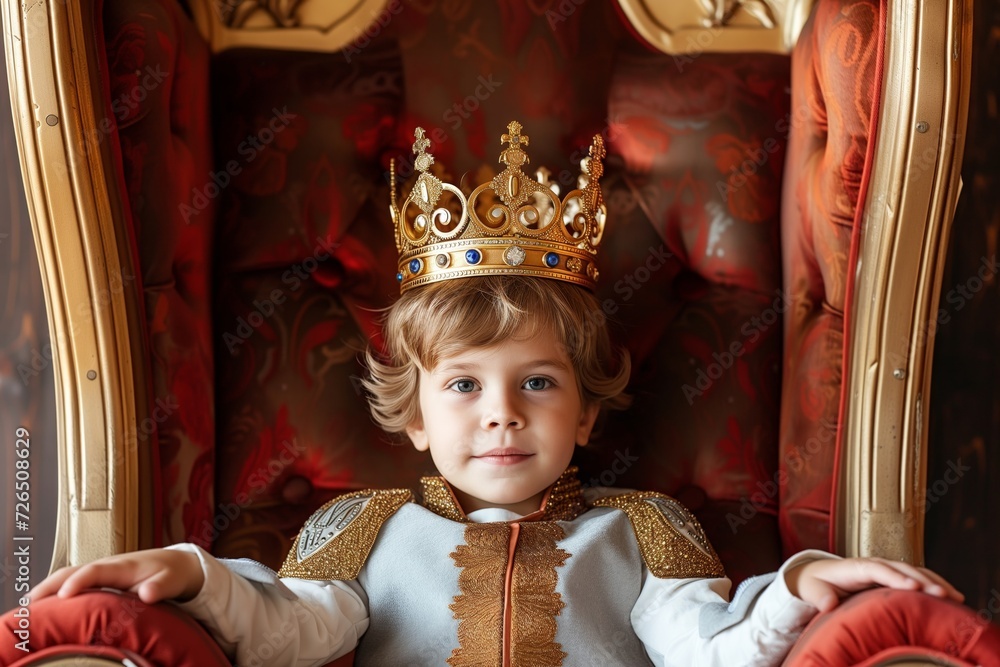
[780,0,883,558]
[103,0,883,583]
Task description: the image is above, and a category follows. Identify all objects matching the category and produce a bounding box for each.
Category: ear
[575,401,601,446]
[406,419,430,452]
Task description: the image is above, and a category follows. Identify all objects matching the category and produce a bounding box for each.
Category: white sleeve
[164,543,369,667]
[633,549,838,667]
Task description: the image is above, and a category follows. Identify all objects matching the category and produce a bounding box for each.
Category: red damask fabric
[780,0,884,557]
[104,0,217,549]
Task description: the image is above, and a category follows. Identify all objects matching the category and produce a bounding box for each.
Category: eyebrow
[436,359,570,373]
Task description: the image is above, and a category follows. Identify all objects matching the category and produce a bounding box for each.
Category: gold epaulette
[278,488,412,581]
[592,492,726,579]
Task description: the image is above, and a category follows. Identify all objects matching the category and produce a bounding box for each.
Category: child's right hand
[28,548,205,604]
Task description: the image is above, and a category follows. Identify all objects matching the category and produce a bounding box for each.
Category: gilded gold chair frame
[835,0,973,563]
[615,0,815,54]
[0,0,972,568]
[1,0,146,568]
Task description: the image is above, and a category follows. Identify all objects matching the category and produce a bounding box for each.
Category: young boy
[28,123,962,666]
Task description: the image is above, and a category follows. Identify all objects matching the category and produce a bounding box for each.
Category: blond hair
[363,275,631,436]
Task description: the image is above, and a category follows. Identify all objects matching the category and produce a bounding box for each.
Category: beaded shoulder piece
[592,492,725,579]
[278,488,412,581]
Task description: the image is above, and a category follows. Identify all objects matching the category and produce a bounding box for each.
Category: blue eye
[449,379,478,393]
[523,377,551,391]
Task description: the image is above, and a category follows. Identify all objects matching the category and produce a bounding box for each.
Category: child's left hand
[785,557,964,613]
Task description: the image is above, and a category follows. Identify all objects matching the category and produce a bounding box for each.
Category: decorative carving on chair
[190,0,395,53]
[698,0,778,28]
[215,0,347,30]
[215,0,299,28]
[615,0,814,54]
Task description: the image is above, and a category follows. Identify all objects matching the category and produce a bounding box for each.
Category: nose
[480,387,525,431]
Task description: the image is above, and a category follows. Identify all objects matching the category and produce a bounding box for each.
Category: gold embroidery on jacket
[448,523,509,666]
[420,476,469,522]
[536,470,586,522]
[421,467,586,523]
[510,523,569,666]
[448,522,569,666]
[278,488,411,581]
[592,492,726,579]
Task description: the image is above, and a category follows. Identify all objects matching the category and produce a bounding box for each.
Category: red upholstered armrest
[784,589,1000,667]
[0,591,354,667]
[4,588,999,666]
[0,590,355,667]
[0,591,229,666]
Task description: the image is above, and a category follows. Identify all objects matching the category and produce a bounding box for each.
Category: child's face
[405,325,599,515]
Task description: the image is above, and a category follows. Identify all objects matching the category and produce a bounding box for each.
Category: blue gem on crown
[544,252,560,268]
[465,249,482,265]
[408,258,423,274]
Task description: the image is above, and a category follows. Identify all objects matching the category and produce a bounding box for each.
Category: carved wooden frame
[1,0,149,568]
[188,0,395,54]
[188,0,816,56]
[616,0,816,54]
[834,0,973,562]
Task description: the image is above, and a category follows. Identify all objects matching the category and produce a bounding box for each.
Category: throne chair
[0,0,981,665]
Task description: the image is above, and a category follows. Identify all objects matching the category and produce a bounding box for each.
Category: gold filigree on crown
[389,121,607,292]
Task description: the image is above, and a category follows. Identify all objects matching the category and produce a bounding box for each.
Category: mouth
[473,448,534,466]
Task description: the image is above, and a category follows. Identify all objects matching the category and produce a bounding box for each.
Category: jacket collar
[418,466,587,523]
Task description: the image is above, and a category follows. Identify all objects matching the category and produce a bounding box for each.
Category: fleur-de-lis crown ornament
[390,121,607,292]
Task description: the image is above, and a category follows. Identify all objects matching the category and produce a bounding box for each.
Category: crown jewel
[390,121,607,292]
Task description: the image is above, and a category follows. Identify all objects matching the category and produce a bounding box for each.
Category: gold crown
[390,121,607,293]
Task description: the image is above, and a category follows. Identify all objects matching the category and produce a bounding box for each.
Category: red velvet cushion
[0,591,229,667]
[784,589,1000,667]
